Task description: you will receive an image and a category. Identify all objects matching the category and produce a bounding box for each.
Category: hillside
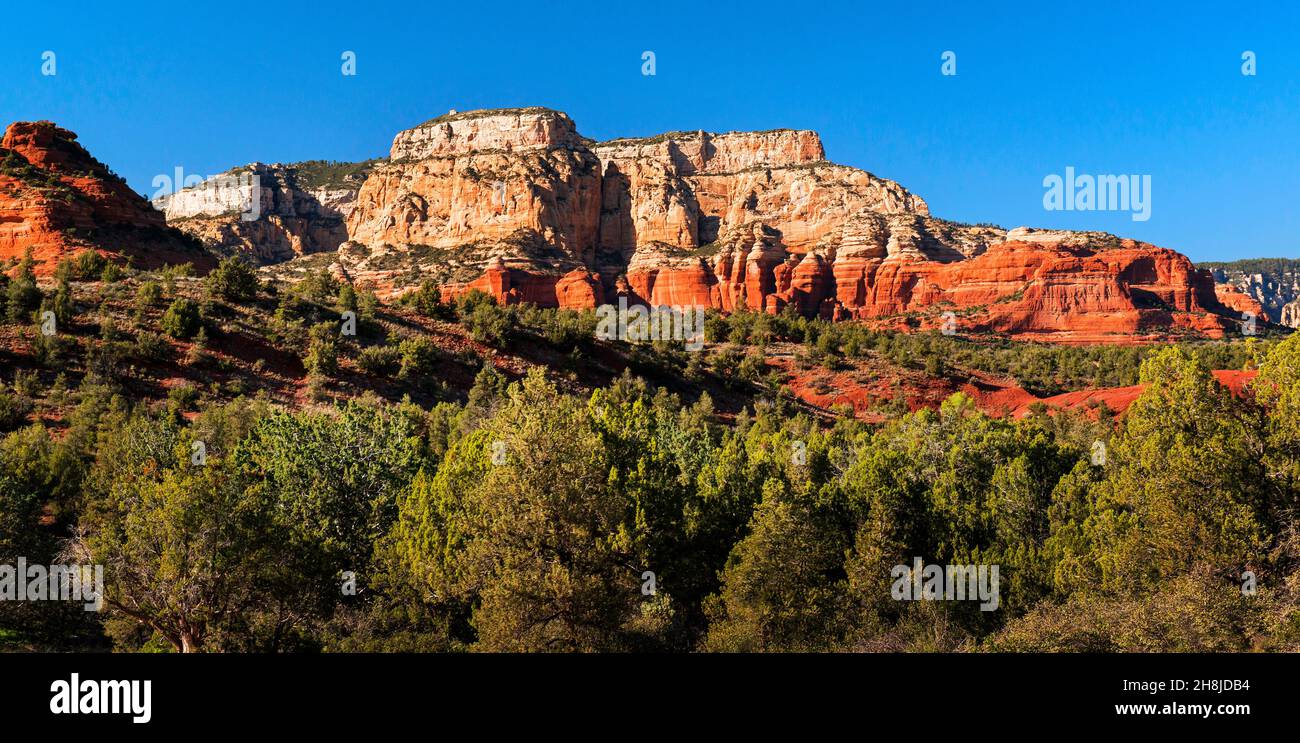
[0,257,1276,436]
[4,257,1299,655]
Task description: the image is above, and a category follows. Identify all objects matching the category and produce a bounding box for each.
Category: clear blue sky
[1,0,1296,262]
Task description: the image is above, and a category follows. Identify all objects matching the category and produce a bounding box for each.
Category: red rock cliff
[320,108,1244,340]
[0,121,208,274]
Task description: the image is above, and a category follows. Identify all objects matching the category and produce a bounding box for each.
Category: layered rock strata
[139,106,1244,339]
[154,160,375,265]
[0,121,207,274]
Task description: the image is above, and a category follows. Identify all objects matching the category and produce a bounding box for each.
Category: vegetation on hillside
[3,258,1299,653]
[286,159,384,191]
[1199,257,1300,276]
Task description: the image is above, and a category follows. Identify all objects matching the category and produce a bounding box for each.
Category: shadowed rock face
[1204,259,1300,328]
[0,121,209,274]
[1216,283,1267,321]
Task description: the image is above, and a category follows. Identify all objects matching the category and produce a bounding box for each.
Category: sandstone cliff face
[591,129,927,264]
[1215,283,1267,321]
[389,107,588,160]
[1205,259,1300,328]
[0,121,207,274]
[439,257,603,310]
[258,107,1241,339]
[5,113,1257,341]
[334,109,946,312]
[155,161,373,265]
[1283,300,1300,328]
[347,108,602,272]
[853,238,1234,340]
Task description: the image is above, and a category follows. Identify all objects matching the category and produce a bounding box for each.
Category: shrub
[167,384,200,412]
[465,302,513,346]
[44,279,73,325]
[99,316,120,342]
[294,269,341,304]
[5,270,40,324]
[454,288,498,318]
[357,289,380,320]
[159,262,193,295]
[71,250,107,280]
[100,261,123,283]
[205,257,260,302]
[358,345,401,377]
[304,323,339,377]
[737,353,766,382]
[135,281,162,308]
[397,337,437,379]
[133,331,170,362]
[30,331,68,367]
[11,369,40,398]
[337,284,357,313]
[0,388,33,432]
[711,346,744,378]
[161,298,202,339]
[400,281,449,319]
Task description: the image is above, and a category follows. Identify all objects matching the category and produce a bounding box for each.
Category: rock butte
[335,107,1245,342]
[3,111,1254,342]
[1206,261,1300,329]
[0,121,208,274]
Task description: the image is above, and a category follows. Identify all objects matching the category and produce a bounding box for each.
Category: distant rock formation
[1203,258,1300,328]
[113,105,1250,341]
[154,160,376,265]
[1283,299,1300,328]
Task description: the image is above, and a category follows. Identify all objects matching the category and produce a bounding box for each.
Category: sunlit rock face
[135,106,1235,341]
[1,121,208,274]
[153,161,372,265]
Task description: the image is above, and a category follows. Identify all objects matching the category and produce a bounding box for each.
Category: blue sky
[1,0,1296,262]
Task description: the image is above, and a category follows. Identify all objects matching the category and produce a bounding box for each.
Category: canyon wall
[43,104,1232,342]
[0,113,1255,342]
[0,121,207,274]
[1205,259,1300,328]
[154,161,373,265]
[325,108,1240,340]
